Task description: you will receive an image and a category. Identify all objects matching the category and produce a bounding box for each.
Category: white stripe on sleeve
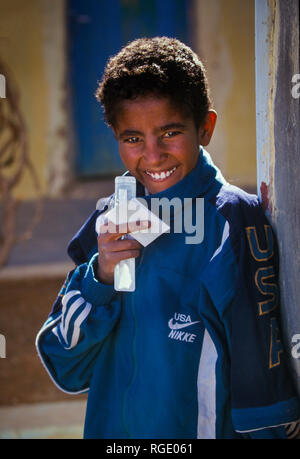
[61,296,85,343]
[66,302,92,350]
[52,289,94,349]
[61,290,81,328]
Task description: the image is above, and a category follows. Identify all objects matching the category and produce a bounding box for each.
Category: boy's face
[113,96,215,194]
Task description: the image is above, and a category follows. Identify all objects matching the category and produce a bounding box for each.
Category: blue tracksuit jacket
[36,149,300,438]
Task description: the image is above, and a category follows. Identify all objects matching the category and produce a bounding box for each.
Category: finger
[106,249,142,264]
[117,219,151,235]
[127,219,151,234]
[98,220,120,235]
[102,239,143,252]
[98,219,150,240]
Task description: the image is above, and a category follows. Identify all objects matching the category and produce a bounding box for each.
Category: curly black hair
[95,37,211,129]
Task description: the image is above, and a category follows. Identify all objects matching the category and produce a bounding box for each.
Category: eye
[163,131,181,139]
[124,136,140,144]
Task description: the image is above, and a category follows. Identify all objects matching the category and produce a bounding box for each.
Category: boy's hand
[96,220,150,285]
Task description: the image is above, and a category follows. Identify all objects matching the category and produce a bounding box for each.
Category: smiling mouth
[144,166,178,181]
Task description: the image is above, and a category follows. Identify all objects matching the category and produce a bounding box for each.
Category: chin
[145,177,180,194]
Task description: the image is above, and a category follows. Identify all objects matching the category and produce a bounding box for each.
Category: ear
[198,110,217,146]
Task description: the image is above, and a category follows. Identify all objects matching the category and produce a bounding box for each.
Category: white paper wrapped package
[104,197,170,247]
[95,192,170,292]
[95,174,169,292]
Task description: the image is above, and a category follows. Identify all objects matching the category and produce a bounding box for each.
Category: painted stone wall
[195,0,256,190]
[0,0,256,200]
[0,0,69,199]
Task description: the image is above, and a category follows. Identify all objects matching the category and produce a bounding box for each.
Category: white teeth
[146,166,177,180]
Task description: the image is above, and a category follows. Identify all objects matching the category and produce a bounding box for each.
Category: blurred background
[0,0,256,438]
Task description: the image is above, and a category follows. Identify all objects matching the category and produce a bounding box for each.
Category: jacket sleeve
[36,253,121,394]
[201,190,300,437]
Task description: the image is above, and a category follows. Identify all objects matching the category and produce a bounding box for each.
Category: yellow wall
[0,0,49,199]
[0,0,256,200]
[196,0,256,189]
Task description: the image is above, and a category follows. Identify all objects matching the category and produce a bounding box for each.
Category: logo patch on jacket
[168,313,200,343]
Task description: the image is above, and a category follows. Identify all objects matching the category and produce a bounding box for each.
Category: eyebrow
[159,123,186,131]
[118,123,186,139]
[118,129,143,139]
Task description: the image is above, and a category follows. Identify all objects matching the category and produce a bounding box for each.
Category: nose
[143,137,167,165]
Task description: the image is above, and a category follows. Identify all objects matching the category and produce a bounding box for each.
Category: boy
[36,37,300,439]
